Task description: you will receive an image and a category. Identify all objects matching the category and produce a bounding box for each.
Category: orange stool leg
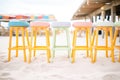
[109,28,115,62]
[71,29,77,63]
[22,28,27,62]
[91,29,96,63]
[8,28,13,61]
[105,30,108,58]
[45,29,51,63]
[86,29,89,57]
[16,28,19,57]
[34,30,37,57]
[28,29,33,63]
[93,29,98,62]
[119,50,120,62]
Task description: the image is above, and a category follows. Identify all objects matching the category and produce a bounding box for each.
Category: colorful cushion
[51,22,71,27]
[114,21,120,27]
[43,15,49,19]
[93,21,114,27]
[0,15,2,19]
[15,15,24,19]
[30,21,50,27]
[3,15,9,19]
[9,20,29,27]
[73,22,92,27]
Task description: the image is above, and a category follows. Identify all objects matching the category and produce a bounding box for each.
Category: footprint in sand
[0,77,14,80]
[103,74,120,80]
[1,73,10,76]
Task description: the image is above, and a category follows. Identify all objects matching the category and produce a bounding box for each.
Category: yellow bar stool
[8,20,29,62]
[92,21,114,63]
[71,22,92,63]
[113,22,120,62]
[29,21,51,63]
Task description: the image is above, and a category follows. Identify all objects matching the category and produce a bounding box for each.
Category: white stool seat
[51,22,71,27]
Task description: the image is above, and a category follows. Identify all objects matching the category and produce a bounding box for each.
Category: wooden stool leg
[90,29,96,61]
[71,49,76,63]
[16,28,19,57]
[47,49,51,63]
[22,28,26,62]
[112,29,118,62]
[66,28,71,58]
[34,30,37,57]
[105,30,108,58]
[8,28,12,61]
[52,29,56,58]
[110,28,114,62]
[28,29,33,63]
[71,29,77,63]
[46,29,51,63]
[86,29,89,57]
[119,50,120,62]
[94,29,98,62]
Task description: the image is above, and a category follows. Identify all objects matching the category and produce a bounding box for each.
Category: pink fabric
[30,22,50,27]
[73,22,92,27]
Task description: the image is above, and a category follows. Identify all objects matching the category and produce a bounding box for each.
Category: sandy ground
[0,32,120,80]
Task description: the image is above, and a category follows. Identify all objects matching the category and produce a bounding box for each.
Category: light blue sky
[0,0,84,20]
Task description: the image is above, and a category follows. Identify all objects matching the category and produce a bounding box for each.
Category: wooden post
[111,6,116,22]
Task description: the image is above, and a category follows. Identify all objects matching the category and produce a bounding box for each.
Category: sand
[0,33,120,80]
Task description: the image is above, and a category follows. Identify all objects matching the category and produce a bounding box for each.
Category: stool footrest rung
[73,46,89,50]
[53,47,70,50]
[32,46,49,50]
[94,46,112,50]
[115,46,120,49]
[8,46,28,50]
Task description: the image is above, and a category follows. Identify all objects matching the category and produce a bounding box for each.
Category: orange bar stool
[92,21,114,63]
[8,20,29,62]
[71,22,92,63]
[113,21,120,62]
[29,21,51,63]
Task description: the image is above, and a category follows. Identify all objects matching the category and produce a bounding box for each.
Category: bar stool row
[8,20,120,63]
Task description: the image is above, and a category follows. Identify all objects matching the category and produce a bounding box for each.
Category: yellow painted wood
[92,27,113,63]
[16,28,19,57]
[22,28,26,62]
[8,28,12,61]
[33,30,37,57]
[113,27,120,62]
[71,27,91,63]
[29,26,51,63]
[8,27,29,62]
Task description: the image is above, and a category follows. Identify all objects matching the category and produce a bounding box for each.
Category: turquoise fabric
[8,20,29,27]
[0,16,2,19]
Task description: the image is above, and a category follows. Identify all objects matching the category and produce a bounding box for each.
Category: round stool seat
[0,15,2,19]
[93,21,114,27]
[30,21,50,28]
[73,22,92,28]
[51,22,71,28]
[114,21,120,27]
[9,20,29,27]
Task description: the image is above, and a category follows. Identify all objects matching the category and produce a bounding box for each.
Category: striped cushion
[114,21,120,27]
[73,22,92,27]
[30,21,50,27]
[51,22,71,27]
[9,20,29,27]
[93,21,114,27]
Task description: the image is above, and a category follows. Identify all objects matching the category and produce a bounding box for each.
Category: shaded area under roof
[72,0,114,19]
